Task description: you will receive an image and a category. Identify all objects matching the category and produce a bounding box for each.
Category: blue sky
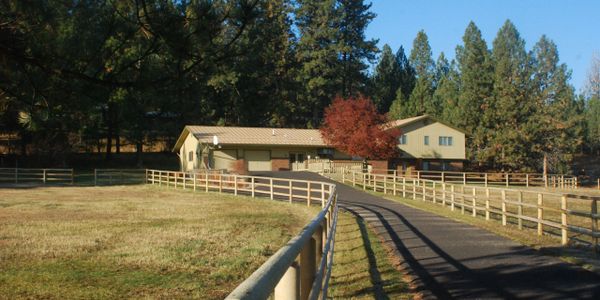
[365,0,600,93]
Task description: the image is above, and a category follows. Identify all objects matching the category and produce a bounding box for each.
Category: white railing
[334,170,598,252]
[146,169,339,299]
[0,168,73,184]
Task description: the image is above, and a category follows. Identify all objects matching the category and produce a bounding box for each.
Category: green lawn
[0,185,317,299]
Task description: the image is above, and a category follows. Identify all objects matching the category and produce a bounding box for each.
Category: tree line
[0,0,598,172]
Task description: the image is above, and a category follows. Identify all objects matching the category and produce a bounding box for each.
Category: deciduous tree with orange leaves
[320,95,400,165]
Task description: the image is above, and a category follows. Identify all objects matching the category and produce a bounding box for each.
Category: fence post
[485,188,490,221]
[592,199,598,252]
[432,182,436,204]
[300,237,316,300]
[472,188,477,217]
[363,173,366,191]
[441,172,445,183]
[374,175,378,192]
[402,178,406,198]
[417,171,421,180]
[422,180,426,202]
[233,174,238,195]
[251,177,255,197]
[463,173,467,185]
[450,185,455,211]
[43,169,46,184]
[205,173,209,192]
[501,190,507,226]
[269,178,274,200]
[442,183,446,205]
[505,173,509,187]
[485,173,488,187]
[561,195,568,245]
[517,191,523,230]
[393,176,397,196]
[352,172,356,187]
[460,185,465,215]
[413,179,417,200]
[274,262,300,300]
[183,173,187,190]
[537,193,543,236]
[288,180,293,203]
[193,173,197,191]
[526,174,530,187]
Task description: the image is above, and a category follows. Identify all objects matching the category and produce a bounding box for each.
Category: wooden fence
[93,169,147,185]
[146,169,339,300]
[300,160,578,189]
[334,170,599,252]
[0,168,73,184]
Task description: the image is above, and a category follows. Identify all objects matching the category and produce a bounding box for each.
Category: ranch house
[173,115,466,173]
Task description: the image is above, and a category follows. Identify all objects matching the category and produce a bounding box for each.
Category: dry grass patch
[329,212,413,299]
[0,185,317,299]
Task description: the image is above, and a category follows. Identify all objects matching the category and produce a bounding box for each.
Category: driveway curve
[256,171,600,299]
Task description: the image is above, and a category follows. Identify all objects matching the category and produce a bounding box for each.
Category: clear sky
[365,0,600,93]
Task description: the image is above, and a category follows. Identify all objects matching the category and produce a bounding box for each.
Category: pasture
[0,185,317,299]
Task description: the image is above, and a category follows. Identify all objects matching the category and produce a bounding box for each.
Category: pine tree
[531,35,581,172]
[295,0,339,127]
[408,30,435,115]
[435,60,460,121]
[396,46,416,99]
[335,0,378,97]
[371,44,401,112]
[455,21,494,166]
[490,20,535,170]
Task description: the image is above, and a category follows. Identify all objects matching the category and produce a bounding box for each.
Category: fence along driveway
[264,171,600,299]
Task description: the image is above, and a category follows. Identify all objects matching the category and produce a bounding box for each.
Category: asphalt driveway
[257,171,600,299]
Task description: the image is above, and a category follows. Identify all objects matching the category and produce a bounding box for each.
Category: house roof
[173,125,327,151]
[384,114,468,134]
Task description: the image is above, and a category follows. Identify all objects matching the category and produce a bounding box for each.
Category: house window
[442,161,450,171]
[399,134,407,145]
[424,136,429,145]
[422,161,430,171]
[188,151,193,161]
[439,136,453,146]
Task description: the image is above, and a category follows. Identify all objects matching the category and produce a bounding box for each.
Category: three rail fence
[146,169,339,300]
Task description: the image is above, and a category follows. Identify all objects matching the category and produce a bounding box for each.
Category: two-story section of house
[386,115,467,172]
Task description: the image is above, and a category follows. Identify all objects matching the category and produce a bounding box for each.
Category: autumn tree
[320,96,400,166]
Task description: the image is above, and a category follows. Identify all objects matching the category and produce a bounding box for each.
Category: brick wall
[231,159,247,174]
[369,160,389,174]
[272,158,290,171]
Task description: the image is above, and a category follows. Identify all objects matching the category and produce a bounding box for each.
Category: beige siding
[213,149,237,170]
[397,120,465,160]
[180,133,199,171]
[246,150,271,171]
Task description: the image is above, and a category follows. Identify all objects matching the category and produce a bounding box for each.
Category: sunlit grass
[0,185,316,299]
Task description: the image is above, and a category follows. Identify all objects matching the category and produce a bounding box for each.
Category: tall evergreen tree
[396,46,416,100]
[335,0,378,97]
[455,21,494,166]
[435,60,460,121]
[408,30,435,115]
[490,20,535,170]
[295,0,339,127]
[531,35,581,172]
[371,44,401,112]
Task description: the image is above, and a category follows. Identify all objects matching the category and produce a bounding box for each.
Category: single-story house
[173,115,466,173]
[172,126,352,172]
[386,115,467,172]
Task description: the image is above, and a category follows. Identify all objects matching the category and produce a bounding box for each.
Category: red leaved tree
[320,95,400,165]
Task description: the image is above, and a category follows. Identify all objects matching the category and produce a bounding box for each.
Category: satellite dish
[213,135,219,146]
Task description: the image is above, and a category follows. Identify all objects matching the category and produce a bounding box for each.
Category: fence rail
[0,168,73,184]
[146,169,338,300]
[94,169,147,185]
[330,169,598,252]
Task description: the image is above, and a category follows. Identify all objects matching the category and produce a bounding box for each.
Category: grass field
[0,185,317,299]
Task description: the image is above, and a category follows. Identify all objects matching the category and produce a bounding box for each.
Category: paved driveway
[256,171,600,299]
